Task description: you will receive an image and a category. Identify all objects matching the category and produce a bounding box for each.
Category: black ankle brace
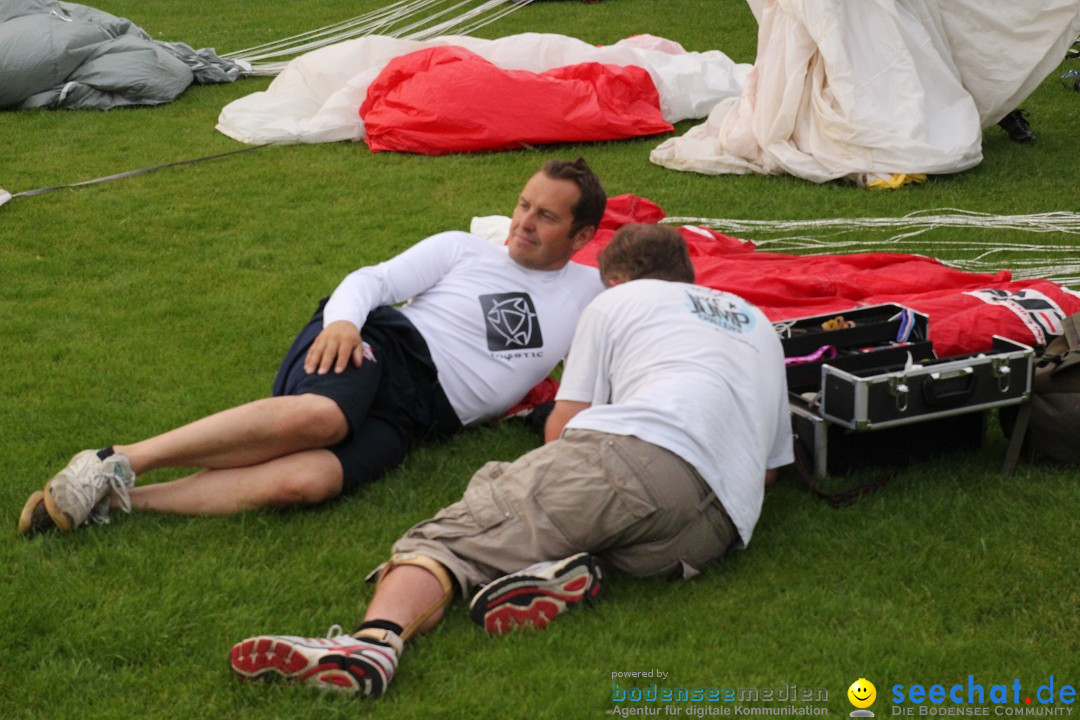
[356,619,404,638]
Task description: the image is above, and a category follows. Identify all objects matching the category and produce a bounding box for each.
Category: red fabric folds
[360,46,673,154]
[571,194,754,268]
[573,195,1080,357]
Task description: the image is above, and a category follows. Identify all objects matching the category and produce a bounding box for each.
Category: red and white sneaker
[469,553,605,634]
[229,626,401,697]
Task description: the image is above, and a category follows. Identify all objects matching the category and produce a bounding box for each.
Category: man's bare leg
[228,560,451,697]
[364,565,449,634]
[115,394,348,474]
[117,448,345,515]
[25,393,353,531]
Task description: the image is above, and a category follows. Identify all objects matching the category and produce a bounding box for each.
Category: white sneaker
[230,626,402,697]
[42,449,136,531]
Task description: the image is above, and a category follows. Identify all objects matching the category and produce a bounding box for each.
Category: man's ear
[570,225,596,253]
[603,271,629,288]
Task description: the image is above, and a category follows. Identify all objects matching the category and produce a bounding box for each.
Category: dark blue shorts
[273,301,462,494]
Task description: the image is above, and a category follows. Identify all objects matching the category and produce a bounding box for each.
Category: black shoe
[1064,70,1080,93]
[998,109,1035,144]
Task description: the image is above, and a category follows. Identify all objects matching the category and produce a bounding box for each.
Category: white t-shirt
[324,231,603,425]
[556,279,793,546]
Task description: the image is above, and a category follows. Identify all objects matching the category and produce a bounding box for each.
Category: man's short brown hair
[540,157,606,237]
[598,223,695,285]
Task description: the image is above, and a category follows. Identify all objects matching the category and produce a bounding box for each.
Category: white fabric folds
[216,32,750,145]
[650,0,1080,182]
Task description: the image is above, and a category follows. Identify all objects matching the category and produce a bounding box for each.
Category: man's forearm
[543,400,592,443]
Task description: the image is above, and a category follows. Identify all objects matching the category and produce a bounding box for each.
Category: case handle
[922,367,976,407]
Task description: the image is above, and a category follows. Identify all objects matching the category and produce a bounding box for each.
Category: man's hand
[305,320,365,375]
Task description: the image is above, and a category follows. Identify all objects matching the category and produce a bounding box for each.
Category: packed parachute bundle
[215,33,749,147]
[0,0,245,110]
[358,45,673,154]
[0,0,543,111]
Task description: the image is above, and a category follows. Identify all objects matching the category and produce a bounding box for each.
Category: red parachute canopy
[360,46,673,154]
[575,195,1080,357]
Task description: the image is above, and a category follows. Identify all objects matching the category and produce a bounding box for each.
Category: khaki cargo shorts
[391,429,736,596]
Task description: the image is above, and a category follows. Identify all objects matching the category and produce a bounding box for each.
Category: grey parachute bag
[1001,311,1080,466]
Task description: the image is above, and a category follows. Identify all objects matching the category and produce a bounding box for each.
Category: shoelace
[325,624,347,639]
[87,462,134,525]
[63,473,96,509]
[104,467,133,514]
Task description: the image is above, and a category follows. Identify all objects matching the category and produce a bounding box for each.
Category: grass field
[3,2,1079,719]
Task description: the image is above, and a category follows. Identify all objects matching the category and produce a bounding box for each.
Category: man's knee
[264,464,343,507]
[276,394,349,446]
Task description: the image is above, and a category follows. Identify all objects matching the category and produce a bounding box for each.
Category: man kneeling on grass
[229,224,794,698]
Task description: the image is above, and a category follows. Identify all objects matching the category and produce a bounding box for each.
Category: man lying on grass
[19,157,606,536]
[229,224,794,698]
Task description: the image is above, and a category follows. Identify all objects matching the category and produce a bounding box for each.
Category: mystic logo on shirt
[480,292,544,351]
[684,289,755,333]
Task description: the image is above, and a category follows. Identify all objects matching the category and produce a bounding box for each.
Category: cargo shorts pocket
[460,461,516,533]
[532,436,659,549]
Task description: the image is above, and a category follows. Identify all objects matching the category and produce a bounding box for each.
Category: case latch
[888,376,910,412]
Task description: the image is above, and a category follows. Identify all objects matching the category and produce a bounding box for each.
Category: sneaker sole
[470,554,605,634]
[18,490,53,537]
[229,637,390,697]
[41,482,75,532]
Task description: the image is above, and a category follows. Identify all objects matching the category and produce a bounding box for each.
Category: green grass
[3,1,1080,718]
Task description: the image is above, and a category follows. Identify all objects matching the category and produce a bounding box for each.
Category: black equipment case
[777,304,1035,478]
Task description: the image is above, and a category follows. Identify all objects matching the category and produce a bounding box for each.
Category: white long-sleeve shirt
[325,231,603,425]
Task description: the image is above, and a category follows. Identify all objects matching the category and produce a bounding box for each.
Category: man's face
[507,172,594,272]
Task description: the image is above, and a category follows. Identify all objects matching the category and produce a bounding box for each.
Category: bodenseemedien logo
[849,679,877,718]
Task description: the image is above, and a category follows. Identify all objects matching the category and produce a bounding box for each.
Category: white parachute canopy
[216,33,751,145]
[650,0,1080,183]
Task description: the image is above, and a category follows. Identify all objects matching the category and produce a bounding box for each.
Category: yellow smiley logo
[848,678,877,709]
